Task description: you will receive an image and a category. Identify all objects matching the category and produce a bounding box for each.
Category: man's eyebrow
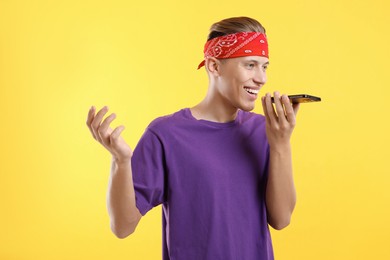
[246,60,270,66]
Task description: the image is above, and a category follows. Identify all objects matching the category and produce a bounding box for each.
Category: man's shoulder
[147,109,188,133]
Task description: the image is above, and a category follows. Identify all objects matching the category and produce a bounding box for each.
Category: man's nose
[253,69,267,85]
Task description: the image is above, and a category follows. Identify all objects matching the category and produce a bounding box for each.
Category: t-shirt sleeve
[131,128,167,216]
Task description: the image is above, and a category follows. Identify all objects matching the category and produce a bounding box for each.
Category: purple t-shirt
[131,108,273,260]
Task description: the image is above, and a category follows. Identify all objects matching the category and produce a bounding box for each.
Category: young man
[86,16,300,260]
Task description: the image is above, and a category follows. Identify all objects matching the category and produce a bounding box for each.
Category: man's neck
[190,95,238,123]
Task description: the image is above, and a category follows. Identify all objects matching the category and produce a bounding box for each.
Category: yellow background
[1,0,389,259]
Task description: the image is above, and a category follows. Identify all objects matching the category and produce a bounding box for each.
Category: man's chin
[239,104,256,112]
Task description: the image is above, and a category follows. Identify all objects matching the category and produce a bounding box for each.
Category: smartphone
[271,94,321,103]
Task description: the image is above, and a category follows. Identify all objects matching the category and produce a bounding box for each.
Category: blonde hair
[207,17,266,41]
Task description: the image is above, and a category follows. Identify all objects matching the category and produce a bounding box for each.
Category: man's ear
[205,57,222,77]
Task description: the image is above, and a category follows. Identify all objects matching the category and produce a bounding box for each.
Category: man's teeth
[244,87,259,95]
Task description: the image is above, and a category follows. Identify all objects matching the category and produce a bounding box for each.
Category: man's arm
[265,144,296,230]
[86,106,142,238]
[107,157,142,238]
[261,92,300,230]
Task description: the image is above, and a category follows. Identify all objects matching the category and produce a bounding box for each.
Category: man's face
[215,56,269,111]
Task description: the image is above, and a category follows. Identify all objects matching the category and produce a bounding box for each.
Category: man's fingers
[273,91,286,121]
[86,106,95,126]
[261,96,271,124]
[110,125,125,144]
[91,106,109,142]
[265,93,278,126]
[293,102,300,115]
[98,113,116,145]
[86,106,98,139]
[98,112,116,135]
[281,95,296,125]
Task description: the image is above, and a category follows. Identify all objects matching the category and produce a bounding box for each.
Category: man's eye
[263,66,268,70]
[246,63,255,69]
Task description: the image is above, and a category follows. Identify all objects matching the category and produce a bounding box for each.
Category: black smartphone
[271,94,321,103]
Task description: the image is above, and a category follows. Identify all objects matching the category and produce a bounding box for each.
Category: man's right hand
[86,106,132,163]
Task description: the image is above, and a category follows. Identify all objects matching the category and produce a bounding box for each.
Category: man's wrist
[269,142,292,155]
[112,156,132,167]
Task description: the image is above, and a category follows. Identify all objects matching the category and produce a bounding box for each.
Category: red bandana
[197,32,269,69]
